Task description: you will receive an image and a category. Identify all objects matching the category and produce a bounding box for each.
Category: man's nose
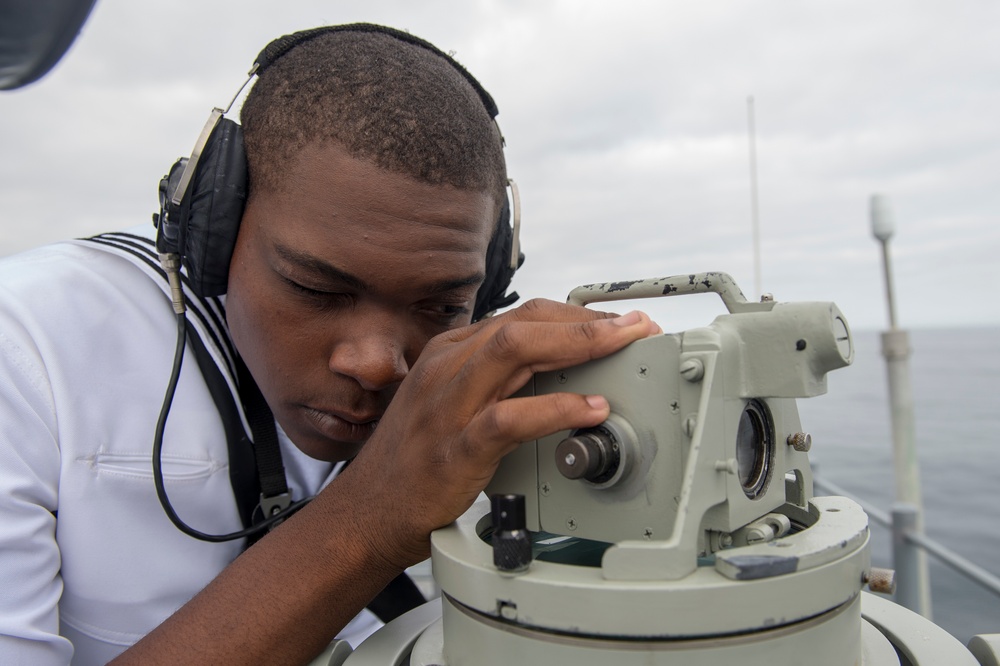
[328,323,410,392]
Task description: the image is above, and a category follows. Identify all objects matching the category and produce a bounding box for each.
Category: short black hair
[240,27,507,200]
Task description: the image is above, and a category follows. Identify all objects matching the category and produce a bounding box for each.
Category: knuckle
[576,318,601,344]
[515,298,557,318]
[519,298,547,314]
[485,321,523,362]
[421,329,451,353]
[482,403,511,437]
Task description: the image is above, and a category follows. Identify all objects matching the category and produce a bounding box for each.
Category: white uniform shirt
[0,227,379,664]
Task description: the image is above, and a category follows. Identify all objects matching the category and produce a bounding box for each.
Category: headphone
[153,23,523,320]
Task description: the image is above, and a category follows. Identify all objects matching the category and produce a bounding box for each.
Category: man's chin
[292,435,366,463]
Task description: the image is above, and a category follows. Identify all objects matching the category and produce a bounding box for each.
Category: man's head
[226,26,507,462]
[239,27,507,206]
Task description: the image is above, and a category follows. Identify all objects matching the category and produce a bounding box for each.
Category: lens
[735,399,774,499]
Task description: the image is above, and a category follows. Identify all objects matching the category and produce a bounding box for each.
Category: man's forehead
[267,141,497,234]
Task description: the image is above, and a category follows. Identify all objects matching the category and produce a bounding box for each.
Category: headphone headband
[252,23,499,119]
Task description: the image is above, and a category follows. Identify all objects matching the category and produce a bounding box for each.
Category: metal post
[891,503,923,613]
[870,194,932,618]
[747,95,762,301]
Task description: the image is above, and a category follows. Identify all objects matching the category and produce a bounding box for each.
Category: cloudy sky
[1,0,998,331]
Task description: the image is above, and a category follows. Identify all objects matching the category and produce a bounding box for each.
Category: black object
[491,494,532,573]
[366,572,427,624]
[154,22,522,321]
[0,0,97,90]
[555,427,621,483]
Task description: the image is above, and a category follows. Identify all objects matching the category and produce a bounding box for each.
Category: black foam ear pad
[473,195,522,321]
[156,118,248,297]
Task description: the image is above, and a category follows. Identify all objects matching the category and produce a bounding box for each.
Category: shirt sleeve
[0,325,74,664]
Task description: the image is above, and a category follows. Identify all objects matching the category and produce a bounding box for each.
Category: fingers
[467,392,612,460]
[434,298,617,346]
[453,309,659,406]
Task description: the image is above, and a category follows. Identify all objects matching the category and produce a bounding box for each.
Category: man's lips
[301,406,381,444]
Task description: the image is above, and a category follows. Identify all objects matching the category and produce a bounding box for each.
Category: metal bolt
[761,293,774,302]
[637,365,649,378]
[787,432,812,452]
[499,601,518,621]
[564,452,577,466]
[679,358,704,382]
[643,527,654,540]
[864,567,897,595]
[557,372,567,384]
[566,518,578,531]
[684,415,698,438]
[715,458,738,475]
[540,483,551,496]
[720,534,734,548]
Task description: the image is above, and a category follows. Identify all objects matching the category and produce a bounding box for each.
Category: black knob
[491,494,531,573]
[555,426,621,483]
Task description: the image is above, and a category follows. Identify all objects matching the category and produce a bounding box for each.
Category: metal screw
[643,527,654,540]
[564,452,577,466]
[566,518,578,531]
[679,358,704,382]
[761,293,774,302]
[715,458,738,475]
[787,432,812,452]
[540,483,551,496]
[557,372,567,384]
[670,401,679,413]
[499,601,518,621]
[637,365,649,378]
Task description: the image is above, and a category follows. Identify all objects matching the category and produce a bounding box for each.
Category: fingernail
[612,311,641,327]
[585,395,609,410]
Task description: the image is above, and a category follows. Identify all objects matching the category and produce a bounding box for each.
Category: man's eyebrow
[427,273,487,295]
[273,243,368,291]
[273,242,486,294]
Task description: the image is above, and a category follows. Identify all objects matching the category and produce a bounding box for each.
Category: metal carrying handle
[567,271,758,314]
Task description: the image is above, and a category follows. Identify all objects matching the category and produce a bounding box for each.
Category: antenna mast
[747,95,762,300]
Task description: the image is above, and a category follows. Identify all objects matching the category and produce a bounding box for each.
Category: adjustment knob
[555,428,621,483]
[491,494,532,573]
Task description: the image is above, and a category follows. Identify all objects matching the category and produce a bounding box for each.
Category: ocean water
[798,326,1000,645]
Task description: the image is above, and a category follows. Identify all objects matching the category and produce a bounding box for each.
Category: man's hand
[337,298,661,569]
[117,299,658,666]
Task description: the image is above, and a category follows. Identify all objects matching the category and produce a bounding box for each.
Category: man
[0,25,658,664]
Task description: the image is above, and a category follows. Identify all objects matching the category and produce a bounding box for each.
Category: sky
[1,0,998,332]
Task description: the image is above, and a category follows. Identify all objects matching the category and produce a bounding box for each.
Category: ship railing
[813,475,1000,614]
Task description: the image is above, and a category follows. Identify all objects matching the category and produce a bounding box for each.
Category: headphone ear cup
[179,118,248,297]
[473,195,522,321]
[155,157,190,255]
